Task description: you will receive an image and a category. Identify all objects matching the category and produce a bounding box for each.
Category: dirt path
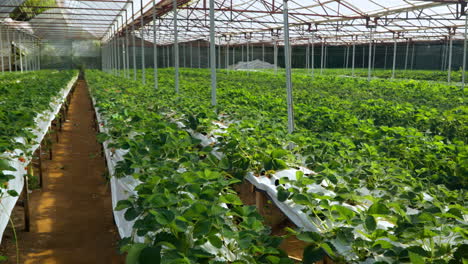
[1,79,124,264]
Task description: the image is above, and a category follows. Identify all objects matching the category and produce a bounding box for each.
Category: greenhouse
[0,0,467,263]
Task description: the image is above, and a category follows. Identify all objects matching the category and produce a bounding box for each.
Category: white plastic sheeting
[0,73,78,243]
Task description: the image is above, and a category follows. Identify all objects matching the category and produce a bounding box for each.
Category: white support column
[153,0,158,89]
[131,2,137,80]
[411,42,415,70]
[140,0,146,84]
[404,40,409,71]
[226,41,230,71]
[125,10,130,78]
[311,35,315,78]
[392,39,397,79]
[19,31,23,73]
[384,45,388,70]
[0,25,4,73]
[173,0,179,93]
[274,40,278,74]
[352,43,355,76]
[209,0,217,106]
[116,20,121,76]
[372,42,376,70]
[441,40,446,71]
[320,40,324,74]
[262,43,265,62]
[448,35,453,83]
[7,27,11,72]
[198,41,201,68]
[283,0,294,134]
[367,27,373,81]
[463,13,468,89]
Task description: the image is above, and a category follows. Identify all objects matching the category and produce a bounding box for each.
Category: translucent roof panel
[1,0,468,45]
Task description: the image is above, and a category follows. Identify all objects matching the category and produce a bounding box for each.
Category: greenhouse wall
[121,41,467,72]
[40,39,101,70]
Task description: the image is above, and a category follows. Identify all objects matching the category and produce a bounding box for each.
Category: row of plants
[86,71,294,264]
[90,68,467,263]
[285,68,468,83]
[0,70,77,197]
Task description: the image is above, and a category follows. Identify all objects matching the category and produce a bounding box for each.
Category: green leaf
[139,246,161,264]
[332,205,355,221]
[367,202,390,215]
[266,255,280,264]
[277,187,290,202]
[124,208,139,221]
[454,244,468,260]
[126,243,146,264]
[7,190,18,197]
[115,200,133,211]
[303,245,325,264]
[365,215,377,232]
[296,232,322,243]
[0,159,15,172]
[219,194,243,205]
[96,132,109,143]
[409,252,425,264]
[407,246,430,257]
[271,149,288,159]
[193,220,212,237]
[208,235,223,249]
[153,209,175,225]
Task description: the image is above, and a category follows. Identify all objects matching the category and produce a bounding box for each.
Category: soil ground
[0,79,124,264]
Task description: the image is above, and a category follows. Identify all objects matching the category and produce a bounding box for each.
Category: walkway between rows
[2,78,123,264]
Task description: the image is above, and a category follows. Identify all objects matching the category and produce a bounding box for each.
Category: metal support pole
[125,10,130,78]
[37,40,40,70]
[19,31,23,73]
[345,46,349,69]
[372,43,376,70]
[384,46,388,70]
[0,25,4,73]
[404,40,409,70]
[153,0,158,89]
[116,20,120,76]
[7,27,11,72]
[463,14,468,88]
[320,41,324,74]
[131,2,136,80]
[226,41,229,71]
[441,41,446,71]
[343,47,346,68]
[411,43,415,70]
[283,0,294,134]
[367,28,373,81]
[311,36,315,78]
[173,0,179,93]
[324,45,327,69]
[306,42,309,71]
[448,35,453,83]
[274,40,278,74]
[209,0,216,106]
[362,46,365,68]
[352,43,355,76]
[140,0,146,84]
[241,44,244,62]
[183,44,186,68]
[198,41,201,68]
[262,43,265,62]
[392,40,397,79]
[190,42,193,68]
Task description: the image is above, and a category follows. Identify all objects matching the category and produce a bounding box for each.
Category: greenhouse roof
[1,0,468,45]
